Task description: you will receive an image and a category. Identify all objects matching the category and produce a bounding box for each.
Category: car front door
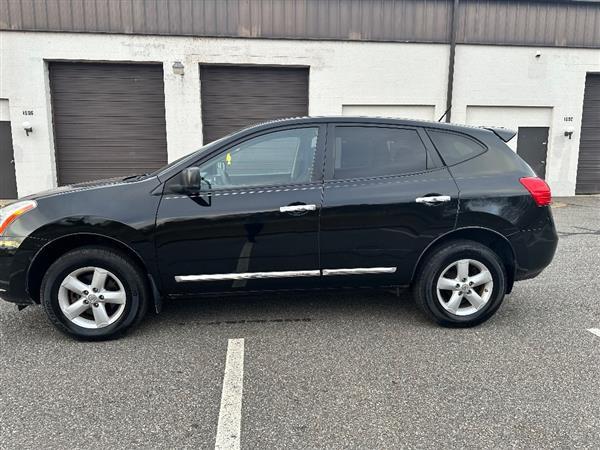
[320,123,459,287]
[155,125,325,295]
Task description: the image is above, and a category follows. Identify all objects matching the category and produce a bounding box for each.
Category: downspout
[445,0,459,123]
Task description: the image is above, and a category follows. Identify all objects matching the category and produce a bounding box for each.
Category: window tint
[332,127,428,179]
[428,130,486,166]
[195,127,318,189]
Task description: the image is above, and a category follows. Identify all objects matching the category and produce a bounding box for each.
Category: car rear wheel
[41,246,148,340]
[413,240,507,327]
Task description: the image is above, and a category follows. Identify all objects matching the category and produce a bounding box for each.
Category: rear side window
[333,126,428,179]
[428,130,486,166]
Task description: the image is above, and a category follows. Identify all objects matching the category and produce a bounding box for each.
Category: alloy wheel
[58,266,127,329]
[436,258,494,316]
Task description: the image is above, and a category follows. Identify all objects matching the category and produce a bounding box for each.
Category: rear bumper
[509,214,558,281]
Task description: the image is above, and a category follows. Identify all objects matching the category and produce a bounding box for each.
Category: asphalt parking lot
[1,197,599,449]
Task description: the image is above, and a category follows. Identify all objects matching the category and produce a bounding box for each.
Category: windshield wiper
[122,173,149,182]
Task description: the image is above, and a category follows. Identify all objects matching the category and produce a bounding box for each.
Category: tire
[41,246,149,340]
[412,239,507,327]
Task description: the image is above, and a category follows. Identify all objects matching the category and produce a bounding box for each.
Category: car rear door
[155,124,326,295]
[320,122,459,287]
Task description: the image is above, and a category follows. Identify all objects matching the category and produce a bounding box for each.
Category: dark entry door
[0,122,18,199]
[517,127,549,179]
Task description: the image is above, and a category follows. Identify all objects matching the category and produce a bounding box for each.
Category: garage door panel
[52,90,166,100]
[576,74,600,194]
[201,67,306,78]
[54,124,167,137]
[201,112,307,125]
[51,113,167,122]
[54,98,164,108]
[53,142,167,152]
[51,85,165,95]
[51,118,167,126]
[50,62,168,185]
[202,104,309,115]
[202,85,307,96]
[200,65,309,144]
[55,139,167,147]
[51,82,165,94]
[202,95,308,104]
[52,97,164,106]
[54,147,167,159]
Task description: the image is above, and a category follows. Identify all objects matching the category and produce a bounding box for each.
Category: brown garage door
[200,65,309,144]
[49,62,168,185]
[576,74,600,194]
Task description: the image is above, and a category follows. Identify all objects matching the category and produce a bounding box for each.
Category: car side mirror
[181,167,201,192]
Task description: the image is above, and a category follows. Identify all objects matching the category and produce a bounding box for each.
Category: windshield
[146,134,231,178]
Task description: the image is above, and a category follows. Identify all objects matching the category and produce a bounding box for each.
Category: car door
[155,125,326,295]
[320,123,459,287]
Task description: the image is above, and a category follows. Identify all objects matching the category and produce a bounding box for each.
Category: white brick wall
[1,31,599,197]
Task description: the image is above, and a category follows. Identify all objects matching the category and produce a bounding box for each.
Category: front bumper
[0,237,44,305]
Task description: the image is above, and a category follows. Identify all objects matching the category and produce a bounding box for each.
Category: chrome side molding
[322,267,397,276]
[175,270,320,282]
[175,266,397,282]
[279,204,317,213]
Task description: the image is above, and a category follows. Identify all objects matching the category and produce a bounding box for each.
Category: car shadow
[138,287,433,332]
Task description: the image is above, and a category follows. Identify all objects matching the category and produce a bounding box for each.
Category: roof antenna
[438,106,451,122]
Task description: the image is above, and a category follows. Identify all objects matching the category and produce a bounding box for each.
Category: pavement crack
[558,226,600,237]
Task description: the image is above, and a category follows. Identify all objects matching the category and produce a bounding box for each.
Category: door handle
[415,195,451,205]
[279,204,317,213]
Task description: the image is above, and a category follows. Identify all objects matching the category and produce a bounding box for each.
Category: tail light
[520,177,551,206]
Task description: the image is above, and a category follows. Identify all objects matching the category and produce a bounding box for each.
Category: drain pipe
[445,0,460,123]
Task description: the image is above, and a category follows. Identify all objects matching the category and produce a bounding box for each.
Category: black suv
[0,117,557,339]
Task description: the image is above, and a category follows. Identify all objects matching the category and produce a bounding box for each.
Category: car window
[148,133,231,178]
[332,126,428,179]
[194,127,319,190]
[427,130,486,166]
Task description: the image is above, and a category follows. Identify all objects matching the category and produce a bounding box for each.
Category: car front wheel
[41,246,148,340]
[413,239,507,327]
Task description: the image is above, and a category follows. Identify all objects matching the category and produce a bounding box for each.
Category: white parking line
[587,328,600,338]
[215,338,245,450]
